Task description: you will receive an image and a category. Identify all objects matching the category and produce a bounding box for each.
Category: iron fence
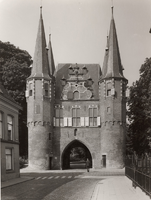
[125,153,151,198]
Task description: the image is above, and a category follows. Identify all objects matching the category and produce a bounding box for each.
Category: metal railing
[125,153,151,198]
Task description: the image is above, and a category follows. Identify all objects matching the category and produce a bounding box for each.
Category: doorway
[62,140,92,170]
[102,155,106,168]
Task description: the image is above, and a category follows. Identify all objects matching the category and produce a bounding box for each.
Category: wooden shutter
[85,117,89,126]
[80,117,85,126]
[53,117,56,126]
[64,117,68,127]
[68,117,72,126]
[97,117,101,126]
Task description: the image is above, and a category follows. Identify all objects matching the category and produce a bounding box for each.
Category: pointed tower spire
[102,35,109,77]
[48,34,55,76]
[29,6,50,79]
[102,6,125,79]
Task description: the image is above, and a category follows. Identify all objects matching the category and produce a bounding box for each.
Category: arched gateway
[61,140,92,170]
[27,7,127,170]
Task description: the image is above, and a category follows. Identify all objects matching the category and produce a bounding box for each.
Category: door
[102,155,106,168]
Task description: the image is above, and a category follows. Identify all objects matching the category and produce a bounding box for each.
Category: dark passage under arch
[62,140,92,170]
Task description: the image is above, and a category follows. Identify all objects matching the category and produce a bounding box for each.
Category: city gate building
[26,7,128,170]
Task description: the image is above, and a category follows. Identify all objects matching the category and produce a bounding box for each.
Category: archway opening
[62,140,92,170]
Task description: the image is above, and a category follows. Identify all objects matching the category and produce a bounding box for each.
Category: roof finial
[49,26,51,39]
[111,0,114,18]
[40,0,43,18]
[40,0,42,7]
[49,33,51,41]
[40,6,42,18]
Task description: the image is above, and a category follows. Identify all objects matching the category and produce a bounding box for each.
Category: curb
[91,181,100,200]
[1,176,34,189]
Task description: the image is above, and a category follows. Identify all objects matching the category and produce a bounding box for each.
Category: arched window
[73,91,79,100]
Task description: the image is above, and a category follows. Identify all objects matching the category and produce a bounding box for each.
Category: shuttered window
[72,108,80,127]
[89,108,97,126]
[55,108,63,127]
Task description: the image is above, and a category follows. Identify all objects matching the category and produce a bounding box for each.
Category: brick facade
[26,7,128,170]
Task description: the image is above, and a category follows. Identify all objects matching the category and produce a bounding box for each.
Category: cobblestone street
[1,172,100,200]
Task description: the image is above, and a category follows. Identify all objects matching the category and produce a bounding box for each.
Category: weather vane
[40,0,43,7]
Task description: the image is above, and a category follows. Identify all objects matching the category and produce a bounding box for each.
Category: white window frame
[5,148,13,171]
[89,107,97,127]
[7,115,13,140]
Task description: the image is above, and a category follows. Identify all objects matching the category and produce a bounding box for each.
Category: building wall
[53,127,101,169]
[52,100,101,169]
[1,141,20,181]
[0,99,20,182]
[28,123,52,170]
[100,122,125,168]
[27,65,127,170]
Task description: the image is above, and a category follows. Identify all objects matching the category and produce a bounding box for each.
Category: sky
[0,0,151,86]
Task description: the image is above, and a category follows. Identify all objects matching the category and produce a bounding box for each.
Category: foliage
[70,147,86,161]
[127,58,151,154]
[0,41,32,156]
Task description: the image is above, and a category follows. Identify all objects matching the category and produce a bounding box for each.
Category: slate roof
[48,34,55,76]
[101,8,126,80]
[29,7,51,80]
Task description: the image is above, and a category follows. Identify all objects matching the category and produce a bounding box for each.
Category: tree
[0,41,32,157]
[127,58,151,154]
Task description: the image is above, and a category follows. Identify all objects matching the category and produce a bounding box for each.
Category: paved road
[1,172,100,200]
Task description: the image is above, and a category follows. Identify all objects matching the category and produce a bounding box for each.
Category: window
[0,112,3,138]
[73,91,79,100]
[107,107,111,114]
[49,133,51,140]
[89,108,97,126]
[29,83,32,96]
[35,104,40,114]
[7,115,13,140]
[55,108,63,127]
[72,108,80,126]
[5,148,13,170]
[107,82,111,96]
[44,83,49,96]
